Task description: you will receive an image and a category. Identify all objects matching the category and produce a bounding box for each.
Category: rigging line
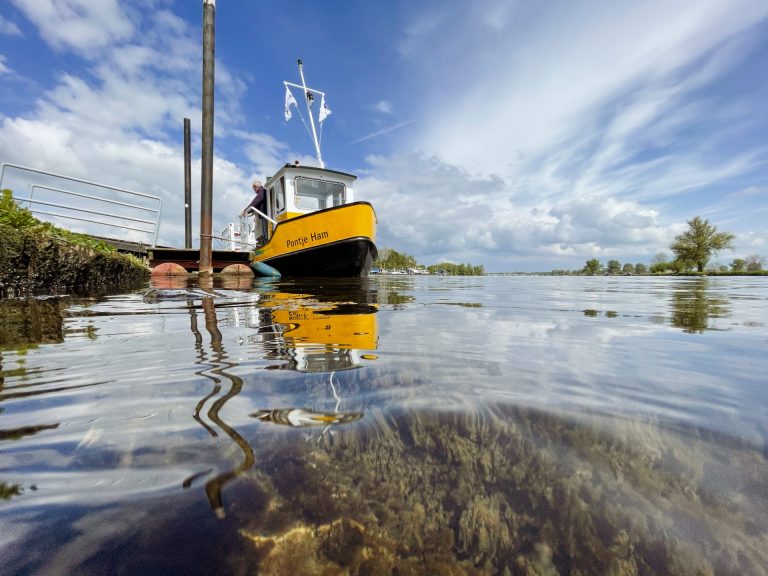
[292,101,314,144]
[201,233,254,246]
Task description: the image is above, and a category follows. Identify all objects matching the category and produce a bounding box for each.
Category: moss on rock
[0,223,149,297]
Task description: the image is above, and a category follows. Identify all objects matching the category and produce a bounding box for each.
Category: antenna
[285,59,326,168]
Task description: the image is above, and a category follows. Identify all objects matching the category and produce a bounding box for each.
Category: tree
[426,262,484,276]
[670,216,735,273]
[622,263,635,274]
[730,258,746,273]
[746,255,763,272]
[651,252,668,266]
[582,259,602,275]
[635,263,647,274]
[374,248,416,271]
[670,258,689,273]
[650,261,669,274]
[606,260,621,274]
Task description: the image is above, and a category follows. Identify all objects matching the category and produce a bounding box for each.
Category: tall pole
[297,59,324,169]
[184,117,192,249]
[199,0,216,275]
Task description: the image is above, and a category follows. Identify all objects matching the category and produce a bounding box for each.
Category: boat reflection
[259,300,377,373]
[159,276,376,517]
[250,408,363,427]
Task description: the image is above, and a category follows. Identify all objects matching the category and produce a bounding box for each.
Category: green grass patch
[1,189,119,255]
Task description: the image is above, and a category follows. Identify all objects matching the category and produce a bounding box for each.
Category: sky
[0,0,767,272]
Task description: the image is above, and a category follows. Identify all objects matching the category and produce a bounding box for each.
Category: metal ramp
[0,163,163,251]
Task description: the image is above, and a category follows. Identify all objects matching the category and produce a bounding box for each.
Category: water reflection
[670,278,731,333]
[251,298,377,373]
[2,276,766,575]
[164,276,378,517]
[0,299,67,501]
[187,295,254,518]
[250,408,363,427]
[0,296,67,352]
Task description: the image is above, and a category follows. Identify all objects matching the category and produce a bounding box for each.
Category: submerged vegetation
[0,189,149,297]
[225,404,767,575]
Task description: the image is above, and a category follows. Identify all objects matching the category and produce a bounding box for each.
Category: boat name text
[286,230,329,249]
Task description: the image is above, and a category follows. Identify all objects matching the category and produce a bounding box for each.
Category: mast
[297,59,324,169]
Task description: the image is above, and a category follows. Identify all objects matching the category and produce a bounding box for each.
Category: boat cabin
[261,164,357,239]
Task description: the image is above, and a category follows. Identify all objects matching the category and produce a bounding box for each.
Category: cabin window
[277,176,286,213]
[268,187,276,218]
[294,177,345,211]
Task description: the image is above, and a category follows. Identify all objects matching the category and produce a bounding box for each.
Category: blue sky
[1,0,766,272]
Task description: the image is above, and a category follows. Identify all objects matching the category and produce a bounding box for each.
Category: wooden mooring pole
[199,0,216,274]
[184,117,192,249]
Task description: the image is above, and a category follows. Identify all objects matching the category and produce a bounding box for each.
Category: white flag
[284,86,297,121]
[318,94,332,123]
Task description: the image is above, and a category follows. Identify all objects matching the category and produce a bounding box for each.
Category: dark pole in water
[199,0,216,274]
[184,117,192,249]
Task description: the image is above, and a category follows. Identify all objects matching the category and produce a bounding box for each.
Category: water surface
[1,275,767,575]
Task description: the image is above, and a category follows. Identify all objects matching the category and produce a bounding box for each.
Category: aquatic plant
[226,403,768,575]
[0,482,23,501]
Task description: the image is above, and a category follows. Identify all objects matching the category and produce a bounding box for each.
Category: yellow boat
[243,163,378,277]
[240,60,377,277]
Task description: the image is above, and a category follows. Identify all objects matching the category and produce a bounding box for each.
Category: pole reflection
[156,275,378,517]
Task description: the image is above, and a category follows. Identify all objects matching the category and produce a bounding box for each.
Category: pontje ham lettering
[286,230,329,248]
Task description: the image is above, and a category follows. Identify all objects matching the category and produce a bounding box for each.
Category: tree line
[553,216,764,275]
[374,248,485,275]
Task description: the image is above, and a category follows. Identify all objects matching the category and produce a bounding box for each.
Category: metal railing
[217,213,262,251]
[0,163,163,246]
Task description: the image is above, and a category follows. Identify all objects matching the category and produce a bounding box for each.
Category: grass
[1,188,121,256]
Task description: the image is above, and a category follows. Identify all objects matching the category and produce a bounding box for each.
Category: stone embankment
[0,223,149,297]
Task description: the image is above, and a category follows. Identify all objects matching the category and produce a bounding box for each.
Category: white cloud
[356,152,675,270]
[371,100,394,114]
[0,55,11,75]
[417,0,768,172]
[0,114,256,247]
[9,0,134,55]
[232,130,291,178]
[0,15,23,37]
[0,2,258,247]
[396,8,453,58]
[369,0,768,269]
[727,185,768,199]
[2,1,766,272]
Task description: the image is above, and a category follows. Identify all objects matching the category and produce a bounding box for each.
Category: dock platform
[148,247,251,273]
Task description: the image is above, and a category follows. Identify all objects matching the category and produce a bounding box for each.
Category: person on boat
[242,179,267,243]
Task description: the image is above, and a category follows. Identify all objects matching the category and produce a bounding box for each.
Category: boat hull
[251,202,377,278]
[262,237,376,277]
